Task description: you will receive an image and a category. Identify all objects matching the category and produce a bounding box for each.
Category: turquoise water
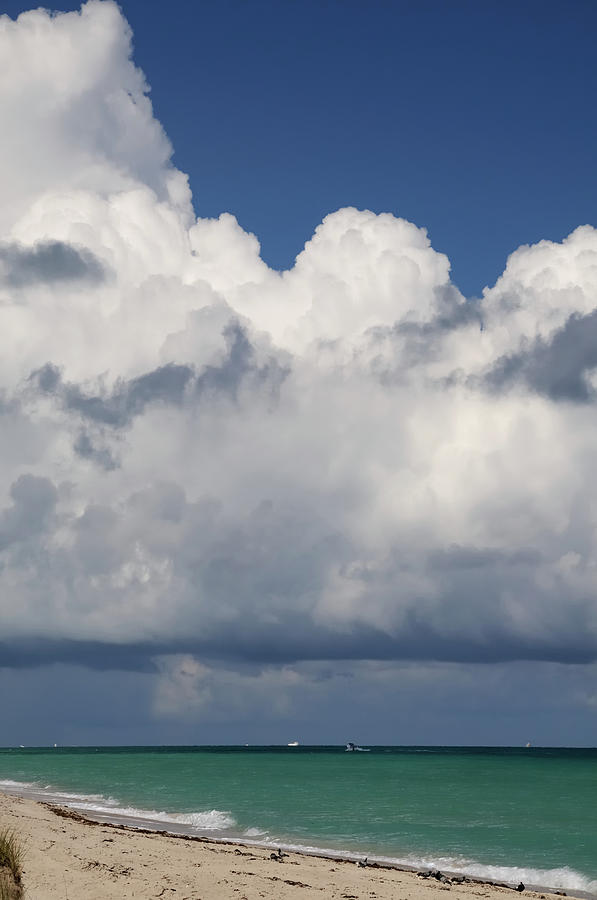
[1,746,596,893]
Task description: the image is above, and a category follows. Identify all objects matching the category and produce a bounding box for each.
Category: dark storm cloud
[73,431,118,470]
[2,611,596,675]
[63,363,194,428]
[408,286,483,334]
[0,390,19,415]
[2,459,595,676]
[429,544,543,571]
[196,620,597,667]
[0,638,159,672]
[366,288,483,376]
[192,321,289,403]
[33,362,61,393]
[4,0,597,747]
[486,309,597,401]
[385,287,483,342]
[0,474,57,549]
[29,321,289,434]
[0,240,106,287]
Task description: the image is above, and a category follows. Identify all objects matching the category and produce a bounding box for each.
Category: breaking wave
[0,778,235,833]
[73,799,236,831]
[1,778,595,895]
[398,854,597,894]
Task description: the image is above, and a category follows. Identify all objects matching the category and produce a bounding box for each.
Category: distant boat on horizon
[287,741,299,747]
[346,742,370,752]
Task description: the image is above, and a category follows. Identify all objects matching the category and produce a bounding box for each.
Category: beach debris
[82,859,132,879]
[357,857,368,868]
[516,884,525,892]
[269,848,287,862]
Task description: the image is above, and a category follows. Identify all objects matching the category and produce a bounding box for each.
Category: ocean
[0,746,595,895]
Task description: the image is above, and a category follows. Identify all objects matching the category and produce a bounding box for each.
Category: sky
[0,0,596,746]
[3,0,597,298]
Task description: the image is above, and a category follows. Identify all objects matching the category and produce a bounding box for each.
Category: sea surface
[0,746,595,895]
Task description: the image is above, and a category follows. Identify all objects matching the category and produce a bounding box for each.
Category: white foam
[0,778,235,833]
[0,779,37,789]
[405,857,597,894]
[1,779,594,893]
[73,802,236,831]
[241,840,597,895]
[337,848,597,895]
[53,791,118,805]
[430,854,591,893]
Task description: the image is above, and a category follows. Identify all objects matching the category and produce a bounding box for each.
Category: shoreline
[0,791,593,900]
[45,803,594,898]
[2,779,594,895]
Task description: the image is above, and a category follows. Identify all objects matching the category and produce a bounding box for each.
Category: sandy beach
[0,791,581,900]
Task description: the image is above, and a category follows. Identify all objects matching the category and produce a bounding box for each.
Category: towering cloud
[1,1,597,729]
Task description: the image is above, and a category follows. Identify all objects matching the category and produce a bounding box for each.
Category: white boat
[346,742,370,752]
[287,741,299,747]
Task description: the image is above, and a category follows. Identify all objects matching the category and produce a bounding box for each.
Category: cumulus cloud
[1,0,597,729]
[0,240,106,288]
[485,308,597,402]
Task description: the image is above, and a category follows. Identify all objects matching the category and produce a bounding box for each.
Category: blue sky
[1,0,597,745]
[5,0,596,296]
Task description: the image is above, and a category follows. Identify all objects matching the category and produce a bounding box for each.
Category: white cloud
[0,2,187,233]
[1,0,597,708]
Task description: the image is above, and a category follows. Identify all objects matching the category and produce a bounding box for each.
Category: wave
[0,779,37,789]
[0,777,235,833]
[266,843,597,894]
[73,801,236,831]
[1,778,595,894]
[44,789,119,805]
[397,854,597,894]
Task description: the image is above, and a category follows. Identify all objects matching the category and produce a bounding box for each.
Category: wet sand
[0,791,581,900]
